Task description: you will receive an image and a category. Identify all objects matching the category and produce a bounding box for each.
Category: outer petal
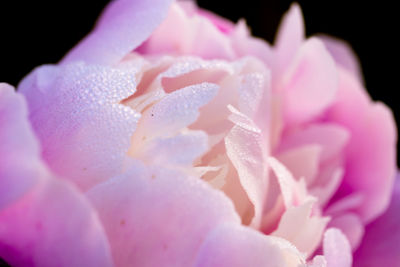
[195,222,305,267]
[62,0,173,64]
[353,176,400,267]
[0,84,112,266]
[278,124,349,163]
[319,35,363,83]
[87,161,240,266]
[0,84,42,210]
[18,62,140,190]
[328,213,364,250]
[274,3,305,74]
[322,228,352,267]
[0,178,113,267]
[279,38,338,125]
[326,68,397,223]
[137,3,236,60]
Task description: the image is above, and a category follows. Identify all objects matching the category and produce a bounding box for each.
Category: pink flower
[0,1,398,266]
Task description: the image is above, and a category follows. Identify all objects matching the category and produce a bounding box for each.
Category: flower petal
[133,130,208,167]
[323,228,352,267]
[0,84,42,210]
[0,85,112,266]
[274,3,305,74]
[326,68,397,223]
[131,82,218,141]
[0,177,113,267]
[225,106,268,227]
[319,35,363,83]
[278,124,349,163]
[19,62,140,190]
[353,177,400,267]
[194,222,305,267]
[87,160,240,266]
[279,38,338,125]
[272,200,329,257]
[276,145,322,185]
[328,213,364,250]
[62,0,173,64]
[137,3,236,60]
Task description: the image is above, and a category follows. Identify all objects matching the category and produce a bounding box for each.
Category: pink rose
[0,1,398,266]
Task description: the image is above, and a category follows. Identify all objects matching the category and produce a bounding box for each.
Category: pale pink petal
[278,124,349,163]
[194,222,305,267]
[225,106,268,227]
[326,68,397,223]
[307,256,327,267]
[274,3,305,74]
[272,200,329,257]
[0,84,43,210]
[18,63,140,190]
[62,0,173,64]
[267,157,309,208]
[279,38,338,125]
[137,3,235,60]
[323,228,352,267]
[276,145,322,185]
[328,213,364,250]
[133,130,208,167]
[353,177,400,267]
[319,34,363,83]
[87,161,240,266]
[133,82,218,140]
[310,167,344,206]
[0,177,113,267]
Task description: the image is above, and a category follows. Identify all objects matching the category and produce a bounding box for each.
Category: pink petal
[62,0,173,64]
[87,161,240,266]
[0,85,112,266]
[19,63,140,190]
[353,177,400,267]
[319,34,363,83]
[274,3,305,75]
[0,178,113,267]
[137,3,235,60]
[133,130,209,167]
[272,200,329,257]
[278,124,349,163]
[276,145,322,185]
[326,68,397,223]
[194,222,305,267]
[225,107,268,227]
[267,157,308,208]
[279,38,338,125]
[0,84,42,210]
[131,82,218,141]
[328,213,364,250]
[323,228,352,267]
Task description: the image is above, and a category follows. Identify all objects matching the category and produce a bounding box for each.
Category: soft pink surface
[62,0,173,65]
[0,85,112,266]
[0,0,397,266]
[353,177,400,266]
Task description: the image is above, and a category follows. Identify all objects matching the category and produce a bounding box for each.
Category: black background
[0,0,398,164]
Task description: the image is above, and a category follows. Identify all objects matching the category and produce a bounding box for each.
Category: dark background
[0,0,398,162]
